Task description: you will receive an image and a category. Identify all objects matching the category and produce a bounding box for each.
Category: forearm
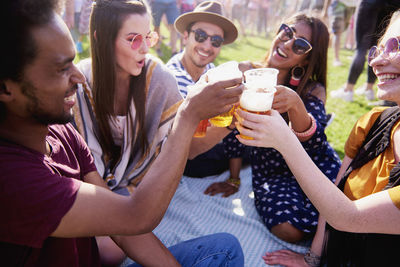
[129,105,198,230]
[279,134,357,230]
[112,233,180,267]
[281,142,398,234]
[307,157,351,256]
[188,126,231,159]
[310,216,326,256]
[287,100,313,142]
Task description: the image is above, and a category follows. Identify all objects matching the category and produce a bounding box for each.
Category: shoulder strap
[338,107,400,190]
[386,160,400,189]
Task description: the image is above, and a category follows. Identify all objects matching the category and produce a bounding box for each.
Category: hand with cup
[185,73,243,137]
[270,84,307,115]
[237,68,278,139]
[206,61,243,127]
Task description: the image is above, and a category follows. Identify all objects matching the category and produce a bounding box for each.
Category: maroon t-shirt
[0,124,100,266]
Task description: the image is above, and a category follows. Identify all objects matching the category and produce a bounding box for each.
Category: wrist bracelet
[304,249,321,267]
[226,177,240,188]
[290,113,317,138]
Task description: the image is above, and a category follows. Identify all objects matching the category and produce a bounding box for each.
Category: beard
[20,79,73,125]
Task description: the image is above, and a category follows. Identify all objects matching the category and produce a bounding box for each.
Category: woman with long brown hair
[74,0,182,196]
[215,13,341,244]
[239,10,400,267]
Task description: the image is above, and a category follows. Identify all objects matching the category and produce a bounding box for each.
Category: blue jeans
[128,233,244,267]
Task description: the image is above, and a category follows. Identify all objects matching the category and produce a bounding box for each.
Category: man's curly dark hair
[0,0,59,82]
[0,0,59,121]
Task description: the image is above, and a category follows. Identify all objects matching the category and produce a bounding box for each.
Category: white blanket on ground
[152,166,309,267]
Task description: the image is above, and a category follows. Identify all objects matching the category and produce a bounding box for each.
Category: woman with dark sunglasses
[237,11,400,267]
[223,13,341,244]
[72,0,244,266]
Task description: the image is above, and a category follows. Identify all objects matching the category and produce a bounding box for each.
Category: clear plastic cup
[188,83,209,138]
[239,68,279,139]
[244,68,279,88]
[194,119,208,138]
[206,61,243,127]
[240,87,276,114]
[239,88,276,140]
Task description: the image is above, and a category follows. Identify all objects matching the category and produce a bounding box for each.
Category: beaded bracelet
[304,249,321,267]
[225,177,240,188]
[290,113,317,138]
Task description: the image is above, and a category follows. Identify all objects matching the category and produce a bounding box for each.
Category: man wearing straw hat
[167,1,247,189]
[167,0,237,97]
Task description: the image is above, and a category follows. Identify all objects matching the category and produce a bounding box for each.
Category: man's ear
[0,80,16,102]
[183,31,189,46]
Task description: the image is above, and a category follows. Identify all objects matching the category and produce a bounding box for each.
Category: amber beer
[194,119,208,137]
[207,61,243,127]
[208,107,234,127]
[239,87,276,139]
[187,83,210,138]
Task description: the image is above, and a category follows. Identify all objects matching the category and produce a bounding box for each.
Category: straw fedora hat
[174,1,238,45]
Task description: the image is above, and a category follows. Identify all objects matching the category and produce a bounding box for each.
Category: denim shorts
[151,1,179,26]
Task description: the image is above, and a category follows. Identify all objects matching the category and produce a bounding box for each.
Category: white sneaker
[330,88,353,102]
[365,89,375,101]
[333,60,343,67]
[354,86,375,100]
[354,86,367,95]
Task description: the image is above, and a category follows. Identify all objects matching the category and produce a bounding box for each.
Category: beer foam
[240,89,275,112]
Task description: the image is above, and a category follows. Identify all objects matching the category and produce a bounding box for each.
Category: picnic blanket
[148,166,310,267]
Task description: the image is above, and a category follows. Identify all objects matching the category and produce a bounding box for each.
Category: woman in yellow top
[234,10,400,267]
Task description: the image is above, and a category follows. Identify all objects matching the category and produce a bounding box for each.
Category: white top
[110,115,127,146]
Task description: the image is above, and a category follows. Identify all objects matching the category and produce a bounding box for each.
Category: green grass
[76,31,374,159]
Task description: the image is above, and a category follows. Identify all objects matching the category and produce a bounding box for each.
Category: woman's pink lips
[137,59,145,68]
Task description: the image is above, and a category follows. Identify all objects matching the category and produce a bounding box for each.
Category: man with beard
[167,1,247,186]
[0,0,244,266]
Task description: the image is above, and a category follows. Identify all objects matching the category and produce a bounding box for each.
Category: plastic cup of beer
[187,83,209,138]
[239,69,278,139]
[206,61,243,127]
[194,119,208,137]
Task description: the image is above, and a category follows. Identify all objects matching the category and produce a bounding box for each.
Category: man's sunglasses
[190,28,224,48]
[127,31,159,50]
[368,37,400,66]
[277,24,312,55]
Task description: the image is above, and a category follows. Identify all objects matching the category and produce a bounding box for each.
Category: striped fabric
[151,167,309,267]
[166,51,214,98]
[73,55,183,193]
